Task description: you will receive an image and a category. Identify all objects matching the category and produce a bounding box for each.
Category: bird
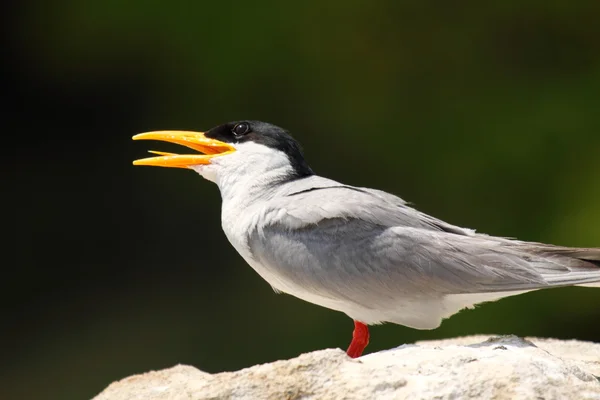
[133,120,600,358]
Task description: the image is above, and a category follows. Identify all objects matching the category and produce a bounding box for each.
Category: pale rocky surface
[93,335,600,400]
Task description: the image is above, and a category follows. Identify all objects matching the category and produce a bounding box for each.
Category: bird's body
[210,158,599,329]
[134,121,600,357]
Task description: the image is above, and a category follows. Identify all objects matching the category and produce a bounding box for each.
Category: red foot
[346,320,370,358]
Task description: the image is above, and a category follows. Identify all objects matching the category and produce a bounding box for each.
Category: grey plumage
[134,121,600,335]
[236,174,600,329]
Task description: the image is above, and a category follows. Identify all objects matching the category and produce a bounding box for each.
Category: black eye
[232,122,250,137]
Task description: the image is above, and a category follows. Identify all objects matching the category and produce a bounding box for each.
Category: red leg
[346,320,370,358]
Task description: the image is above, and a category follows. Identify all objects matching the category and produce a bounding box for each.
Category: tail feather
[524,245,600,287]
[580,283,600,288]
[547,248,600,263]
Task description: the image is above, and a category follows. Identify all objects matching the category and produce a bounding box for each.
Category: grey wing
[249,186,600,328]
[272,182,475,235]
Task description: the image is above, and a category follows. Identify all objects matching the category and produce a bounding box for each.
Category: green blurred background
[4,1,600,399]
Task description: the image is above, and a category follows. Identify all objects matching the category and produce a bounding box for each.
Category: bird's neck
[216,155,296,210]
[214,156,297,257]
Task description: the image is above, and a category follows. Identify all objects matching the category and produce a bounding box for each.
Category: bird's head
[133,121,314,184]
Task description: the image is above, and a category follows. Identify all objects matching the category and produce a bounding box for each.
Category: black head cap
[205,121,314,179]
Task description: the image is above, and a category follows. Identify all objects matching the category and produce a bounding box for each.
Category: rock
[93,335,600,400]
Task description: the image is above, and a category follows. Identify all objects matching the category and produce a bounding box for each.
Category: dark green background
[5,1,600,399]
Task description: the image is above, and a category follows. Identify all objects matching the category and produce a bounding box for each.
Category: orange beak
[132,131,236,169]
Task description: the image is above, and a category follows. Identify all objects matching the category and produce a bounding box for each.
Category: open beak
[132,131,236,168]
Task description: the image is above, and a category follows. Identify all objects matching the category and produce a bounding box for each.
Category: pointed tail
[524,245,600,287]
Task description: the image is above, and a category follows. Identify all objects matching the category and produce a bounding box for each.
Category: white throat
[191,141,295,205]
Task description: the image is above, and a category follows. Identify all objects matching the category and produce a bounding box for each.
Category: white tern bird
[133,120,600,358]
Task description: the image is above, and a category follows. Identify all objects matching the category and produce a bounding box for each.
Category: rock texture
[93,335,600,400]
